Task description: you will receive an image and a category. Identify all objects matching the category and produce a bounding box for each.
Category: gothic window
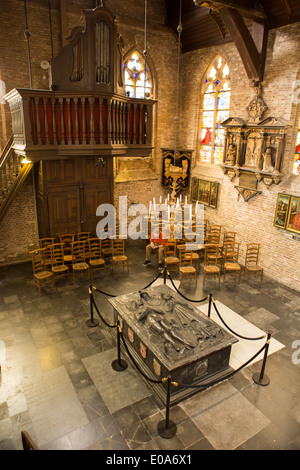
[200,56,231,164]
[292,126,300,175]
[123,51,152,99]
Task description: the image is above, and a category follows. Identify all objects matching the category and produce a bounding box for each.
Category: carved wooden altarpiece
[220,89,289,202]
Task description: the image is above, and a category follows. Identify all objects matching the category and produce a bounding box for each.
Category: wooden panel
[48,187,81,237]
[45,159,79,185]
[82,156,112,182]
[82,185,112,235]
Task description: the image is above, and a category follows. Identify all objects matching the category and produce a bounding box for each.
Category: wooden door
[48,187,81,237]
[81,156,113,235]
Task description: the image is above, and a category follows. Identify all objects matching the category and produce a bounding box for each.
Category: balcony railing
[4,88,156,160]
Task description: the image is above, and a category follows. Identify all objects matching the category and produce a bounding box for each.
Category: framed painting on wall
[209,182,219,208]
[274,193,290,229]
[198,179,211,205]
[286,195,300,234]
[191,177,198,201]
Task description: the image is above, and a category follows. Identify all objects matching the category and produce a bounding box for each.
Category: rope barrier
[91,267,163,299]
[167,271,209,303]
[91,294,117,329]
[212,297,266,341]
[92,287,116,297]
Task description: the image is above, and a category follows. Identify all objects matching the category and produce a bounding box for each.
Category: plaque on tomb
[239,172,258,190]
[109,284,238,405]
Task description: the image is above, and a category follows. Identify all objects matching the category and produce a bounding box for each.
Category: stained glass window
[292,127,300,175]
[200,57,231,164]
[123,51,152,99]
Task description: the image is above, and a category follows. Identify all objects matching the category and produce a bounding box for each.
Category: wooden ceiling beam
[218,7,268,85]
[194,0,267,20]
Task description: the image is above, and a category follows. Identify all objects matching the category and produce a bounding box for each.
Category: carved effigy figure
[226,144,236,165]
[262,148,274,172]
[133,290,223,357]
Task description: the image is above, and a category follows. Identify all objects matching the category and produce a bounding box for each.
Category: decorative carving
[246,85,268,123]
[235,186,261,202]
[226,143,236,166]
[221,86,289,198]
[262,147,274,173]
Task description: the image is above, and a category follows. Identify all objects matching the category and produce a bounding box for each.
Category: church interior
[0,0,300,452]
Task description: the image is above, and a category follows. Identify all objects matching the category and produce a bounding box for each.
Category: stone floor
[0,240,300,451]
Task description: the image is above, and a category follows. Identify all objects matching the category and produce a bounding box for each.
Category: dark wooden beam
[218,7,268,85]
[194,0,267,20]
[209,10,227,39]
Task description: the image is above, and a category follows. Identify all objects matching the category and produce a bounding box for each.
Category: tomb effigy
[109,284,238,404]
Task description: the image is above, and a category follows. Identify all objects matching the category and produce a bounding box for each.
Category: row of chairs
[30,238,129,292]
[162,237,263,287]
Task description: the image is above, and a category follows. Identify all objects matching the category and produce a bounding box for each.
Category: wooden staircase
[0,135,34,223]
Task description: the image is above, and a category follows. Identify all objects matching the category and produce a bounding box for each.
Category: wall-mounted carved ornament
[220,89,289,201]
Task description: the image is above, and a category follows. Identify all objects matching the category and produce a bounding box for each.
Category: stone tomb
[109,284,238,405]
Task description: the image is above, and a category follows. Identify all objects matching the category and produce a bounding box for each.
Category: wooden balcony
[4,88,156,161]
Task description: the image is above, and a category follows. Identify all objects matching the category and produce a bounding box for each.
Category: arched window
[123,51,153,99]
[292,125,300,175]
[200,56,231,164]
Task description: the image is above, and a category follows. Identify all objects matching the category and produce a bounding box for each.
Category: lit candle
[195,201,198,212]
[167,193,169,201]
[159,196,162,203]
[180,194,182,202]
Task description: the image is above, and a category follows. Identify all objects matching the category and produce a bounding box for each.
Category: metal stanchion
[111,321,128,372]
[86,286,99,327]
[208,293,212,318]
[157,376,177,439]
[253,332,271,386]
[163,267,167,284]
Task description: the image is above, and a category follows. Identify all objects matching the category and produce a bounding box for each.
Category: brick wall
[0,172,39,264]
[179,25,300,290]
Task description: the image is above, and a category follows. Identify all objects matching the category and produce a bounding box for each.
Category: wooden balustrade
[0,136,34,222]
[5,88,156,160]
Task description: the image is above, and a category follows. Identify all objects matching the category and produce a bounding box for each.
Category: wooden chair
[178,246,197,287]
[223,231,236,245]
[39,238,55,268]
[30,248,54,291]
[101,238,114,260]
[77,232,90,242]
[59,234,75,264]
[89,238,106,279]
[71,241,90,280]
[206,233,220,244]
[203,245,220,285]
[183,240,201,272]
[50,243,69,282]
[245,243,263,282]
[164,240,179,272]
[112,238,129,273]
[209,225,222,235]
[223,242,241,282]
[221,233,237,266]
